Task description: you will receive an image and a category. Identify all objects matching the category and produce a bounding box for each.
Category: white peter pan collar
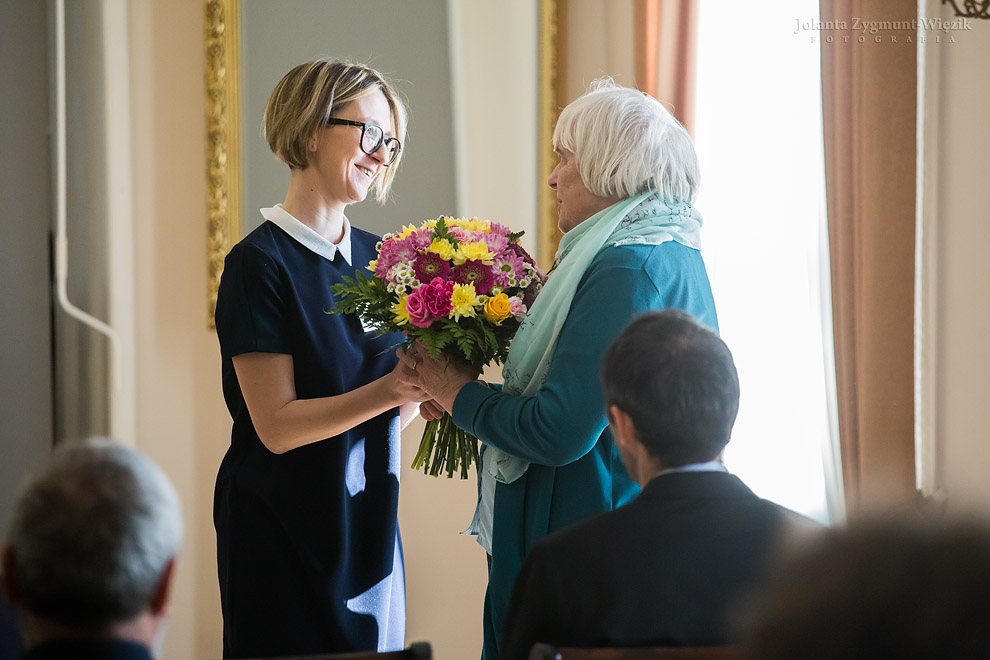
[261,204,353,266]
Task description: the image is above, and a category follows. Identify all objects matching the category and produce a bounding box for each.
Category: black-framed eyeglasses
[326,118,401,166]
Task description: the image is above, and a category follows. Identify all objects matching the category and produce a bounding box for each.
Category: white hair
[553,78,700,202]
[5,438,183,628]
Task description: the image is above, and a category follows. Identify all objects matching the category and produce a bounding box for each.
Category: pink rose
[405,287,435,328]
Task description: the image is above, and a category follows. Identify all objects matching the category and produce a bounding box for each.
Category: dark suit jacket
[499,471,815,660]
[0,575,24,660]
[22,639,153,660]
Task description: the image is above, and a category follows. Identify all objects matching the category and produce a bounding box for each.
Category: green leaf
[431,216,460,247]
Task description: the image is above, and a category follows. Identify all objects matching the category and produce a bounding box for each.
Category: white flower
[391,262,419,289]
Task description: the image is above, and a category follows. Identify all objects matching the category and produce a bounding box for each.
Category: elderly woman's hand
[418,399,446,422]
[396,344,479,414]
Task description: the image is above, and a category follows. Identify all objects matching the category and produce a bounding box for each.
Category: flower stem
[409,412,479,479]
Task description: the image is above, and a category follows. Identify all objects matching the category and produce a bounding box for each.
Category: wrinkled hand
[419,399,446,422]
[396,343,479,413]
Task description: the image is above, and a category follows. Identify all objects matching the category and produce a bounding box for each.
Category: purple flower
[452,260,495,295]
[376,235,419,279]
[510,242,538,268]
[413,252,451,283]
[493,252,526,285]
[491,270,510,289]
[410,228,433,250]
[523,280,542,309]
[489,222,512,237]
[483,232,509,253]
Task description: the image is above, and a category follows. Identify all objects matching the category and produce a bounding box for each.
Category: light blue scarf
[487,189,704,483]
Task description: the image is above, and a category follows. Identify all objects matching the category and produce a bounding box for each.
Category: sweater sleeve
[452,246,660,466]
[215,241,291,358]
[452,242,718,467]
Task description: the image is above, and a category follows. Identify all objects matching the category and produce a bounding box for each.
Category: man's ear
[148,558,178,617]
[1,546,21,605]
[608,404,640,451]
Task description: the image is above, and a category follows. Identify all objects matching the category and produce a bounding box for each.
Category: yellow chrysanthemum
[447,217,491,233]
[483,293,513,325]
[367,259,378,272]
[449,283,480,321]
[391,294,410,326]
[427,238,456,262]
[453,241,495,266]
[395,224,420,240]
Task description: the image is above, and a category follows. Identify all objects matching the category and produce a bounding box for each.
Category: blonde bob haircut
[264,57,408,203]
[553,78,699,203]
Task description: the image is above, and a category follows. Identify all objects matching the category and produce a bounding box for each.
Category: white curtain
[693,0,841,523]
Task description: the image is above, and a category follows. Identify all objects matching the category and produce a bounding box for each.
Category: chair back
[243,641,432,660]
[529,644,740,660]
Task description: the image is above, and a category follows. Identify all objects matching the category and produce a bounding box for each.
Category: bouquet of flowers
[331,216,547,478]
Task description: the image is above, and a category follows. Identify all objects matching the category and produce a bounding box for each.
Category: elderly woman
[213,58,427,658]
[400,79,718,659]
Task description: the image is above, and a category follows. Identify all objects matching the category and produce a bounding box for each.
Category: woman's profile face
[308,89,395,212]
[548,146,620,233]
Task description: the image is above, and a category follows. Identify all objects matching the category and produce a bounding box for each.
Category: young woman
[213,58,427,658]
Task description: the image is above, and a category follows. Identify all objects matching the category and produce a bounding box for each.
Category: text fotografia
[795,17,972,43]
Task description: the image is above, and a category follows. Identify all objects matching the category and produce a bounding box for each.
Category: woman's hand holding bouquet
[332,216,546,478]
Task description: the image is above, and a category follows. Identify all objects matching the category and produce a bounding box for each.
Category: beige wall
[930,16,990,506]
[563,0,637,98]
[127,1,227,657]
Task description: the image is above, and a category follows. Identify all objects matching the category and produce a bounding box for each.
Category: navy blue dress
[214,220,406,658]
[0,575,24,660]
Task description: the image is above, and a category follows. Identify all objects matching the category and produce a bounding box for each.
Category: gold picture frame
[538,0,566,271]
[204,0,242,328]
